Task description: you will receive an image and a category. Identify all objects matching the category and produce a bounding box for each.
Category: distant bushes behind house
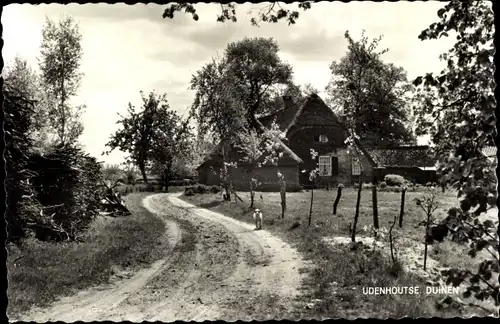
[184,184,221,196]
[383,174,407,187]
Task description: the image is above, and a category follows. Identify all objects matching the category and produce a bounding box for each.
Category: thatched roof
[257,97,308,133]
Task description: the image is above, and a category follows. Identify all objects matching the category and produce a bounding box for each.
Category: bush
[384,174,406,187]
[362,182,374,189]
[379,181,387,188]
[210,185,221,193]
[184,184,212,195]
[169,180,183,186]
[20,144,103,242]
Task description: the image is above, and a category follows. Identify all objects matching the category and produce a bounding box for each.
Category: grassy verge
[7,193,167,316]
[180,189,480,318]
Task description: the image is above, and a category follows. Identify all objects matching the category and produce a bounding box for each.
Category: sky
[2,2,456,165]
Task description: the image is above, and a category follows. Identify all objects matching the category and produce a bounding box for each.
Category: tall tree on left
[3,56,53,150]
[38,16,85,145]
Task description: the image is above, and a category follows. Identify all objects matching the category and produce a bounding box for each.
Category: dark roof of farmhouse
[257,94,342,131]
[257,97,307,132]
[366,146,436,168]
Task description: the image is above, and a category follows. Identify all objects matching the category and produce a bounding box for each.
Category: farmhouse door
[331,156,339,176]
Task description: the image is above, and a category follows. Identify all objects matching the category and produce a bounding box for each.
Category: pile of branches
[99,179,131,217]
[23,144,105,241]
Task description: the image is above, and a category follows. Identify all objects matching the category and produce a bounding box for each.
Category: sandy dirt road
[18,193,308,322]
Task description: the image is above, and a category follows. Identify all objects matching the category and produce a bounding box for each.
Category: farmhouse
[196,94,437,191]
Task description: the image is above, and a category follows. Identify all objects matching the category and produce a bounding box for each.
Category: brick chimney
[282,95,293,109]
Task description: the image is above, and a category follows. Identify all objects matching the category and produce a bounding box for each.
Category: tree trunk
[333,185,342,215]
[281,180,286,219]
[308,182,314,227]
[389,213,397,263]
[224,186,231,201]
[249,168,254,208]
[59,52,67,145]
[232,181,238,204]
[352,172,363,242]
[138,159,148,184]
[399,188,407,228]
[221,144,231,201]
[164,167,170,193]
[372,184,379,230]
[423,211,431,271]
[250,180,255,208]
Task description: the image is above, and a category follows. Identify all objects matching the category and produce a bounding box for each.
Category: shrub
[23,144,103,241]
[195,184,206,194]
[169,180,182,186]
[184,188,195,196]
[182,179,193,186]
[384,174,406,187]
[379,181,387,188]
[363,182,374,189]
[210,185,221,193]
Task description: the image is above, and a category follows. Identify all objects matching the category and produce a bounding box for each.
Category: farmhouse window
[314,134,329,143]
[318,156,332,176]
[352,158,361,175]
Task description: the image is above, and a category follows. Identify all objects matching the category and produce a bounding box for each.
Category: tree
[223,37,294,129]
[413,1,497,309]
[307,149,320,227]
[264,81,303,113]
[121,163,139,185]
[190,57,247,200]
[414,189,440,271]
[3,81,37,243]
[258,121,290,219]
[3,56,53,150]
[301,83,320,97]
[326,30,416,147]
[105,91,179,185]
[234,129,263,208]
[162,2,312,26]
[150,109,193,193]
[102,164,125,188]
[38,16,85,145]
